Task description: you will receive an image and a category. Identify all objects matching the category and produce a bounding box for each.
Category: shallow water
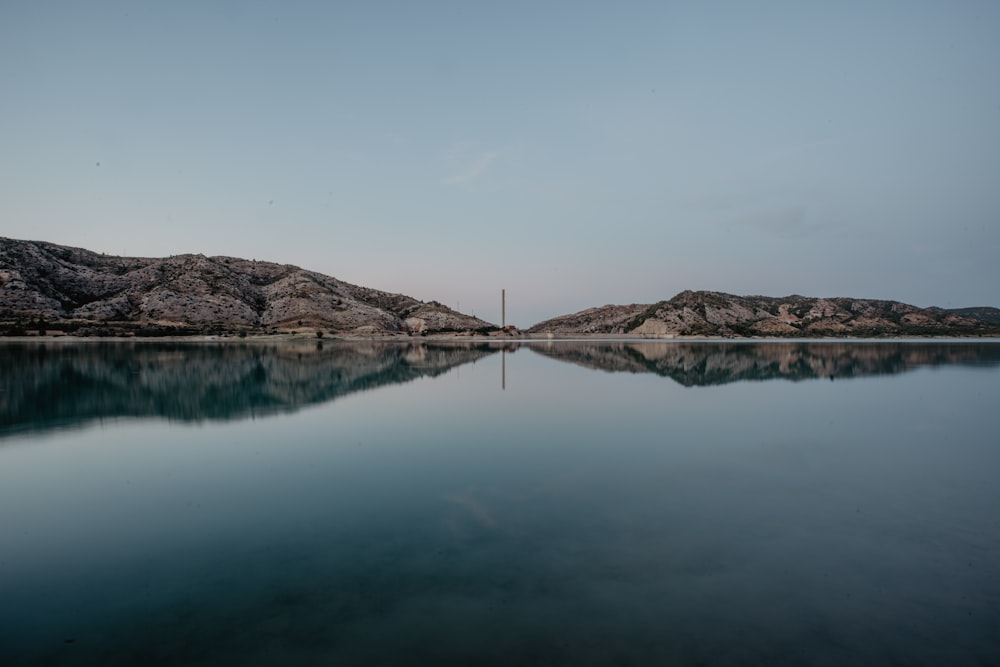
[1,340,998,666]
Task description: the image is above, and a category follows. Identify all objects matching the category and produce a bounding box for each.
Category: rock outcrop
[0,238,495,336]
[528,290,1000,337]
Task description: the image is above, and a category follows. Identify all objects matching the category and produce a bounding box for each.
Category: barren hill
[0,238,494,336]
[528,290,1000,338]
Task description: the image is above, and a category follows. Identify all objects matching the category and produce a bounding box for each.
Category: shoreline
[2,332,999,344]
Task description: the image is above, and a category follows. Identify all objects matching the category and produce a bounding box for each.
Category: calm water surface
[1,340,998,666]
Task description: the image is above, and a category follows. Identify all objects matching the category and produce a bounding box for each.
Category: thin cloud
[708,204,824,239]
[752,138,839,169]
[442,149,500,186]
[736,205,810,238]
[680,189,830,240]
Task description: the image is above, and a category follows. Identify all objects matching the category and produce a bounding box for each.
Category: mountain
[0,238,495,336]
[527,290,1000,337]
[943,306,1000,325]
[4,239,995,339]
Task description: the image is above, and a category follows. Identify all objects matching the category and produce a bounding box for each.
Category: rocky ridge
[528,290,1000,337]
[0,237,494,336]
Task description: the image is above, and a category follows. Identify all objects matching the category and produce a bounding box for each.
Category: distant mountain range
[527,290,1000,338]
[0,237,494,336]
[2,238,997,337]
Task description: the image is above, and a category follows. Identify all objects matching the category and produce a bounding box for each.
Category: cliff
[0,238,494,336]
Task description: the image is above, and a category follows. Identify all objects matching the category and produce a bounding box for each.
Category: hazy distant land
[1,237,998,338]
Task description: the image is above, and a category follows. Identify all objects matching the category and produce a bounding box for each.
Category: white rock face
[633,318,670,335]
[404,317,427,333]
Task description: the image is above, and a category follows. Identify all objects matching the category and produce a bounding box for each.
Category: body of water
[1,340,998,666]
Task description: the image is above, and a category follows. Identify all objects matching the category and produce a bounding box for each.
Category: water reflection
[5,340,1000,438]
[1,339,998,665]
[530,340,1000,386]
[0,341,497,438]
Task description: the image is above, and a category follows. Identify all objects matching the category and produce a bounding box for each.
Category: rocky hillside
[0,238,495,336]
[528,290,1000,337]
[945,306,1000,325]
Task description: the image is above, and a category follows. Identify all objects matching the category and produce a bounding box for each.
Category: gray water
[1,340,998,666]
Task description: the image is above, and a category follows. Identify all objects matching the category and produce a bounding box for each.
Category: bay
[1,340,998,666]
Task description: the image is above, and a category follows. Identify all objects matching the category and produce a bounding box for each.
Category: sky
[2,1,999,326]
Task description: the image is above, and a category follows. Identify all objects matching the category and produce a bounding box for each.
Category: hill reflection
[6,340,998,439]
[0,341,497,438]
[530,341,1000,386]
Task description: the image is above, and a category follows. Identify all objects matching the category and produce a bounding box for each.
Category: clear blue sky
[3,1,998,326]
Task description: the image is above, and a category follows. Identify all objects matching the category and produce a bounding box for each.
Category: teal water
[1,340,999,666]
